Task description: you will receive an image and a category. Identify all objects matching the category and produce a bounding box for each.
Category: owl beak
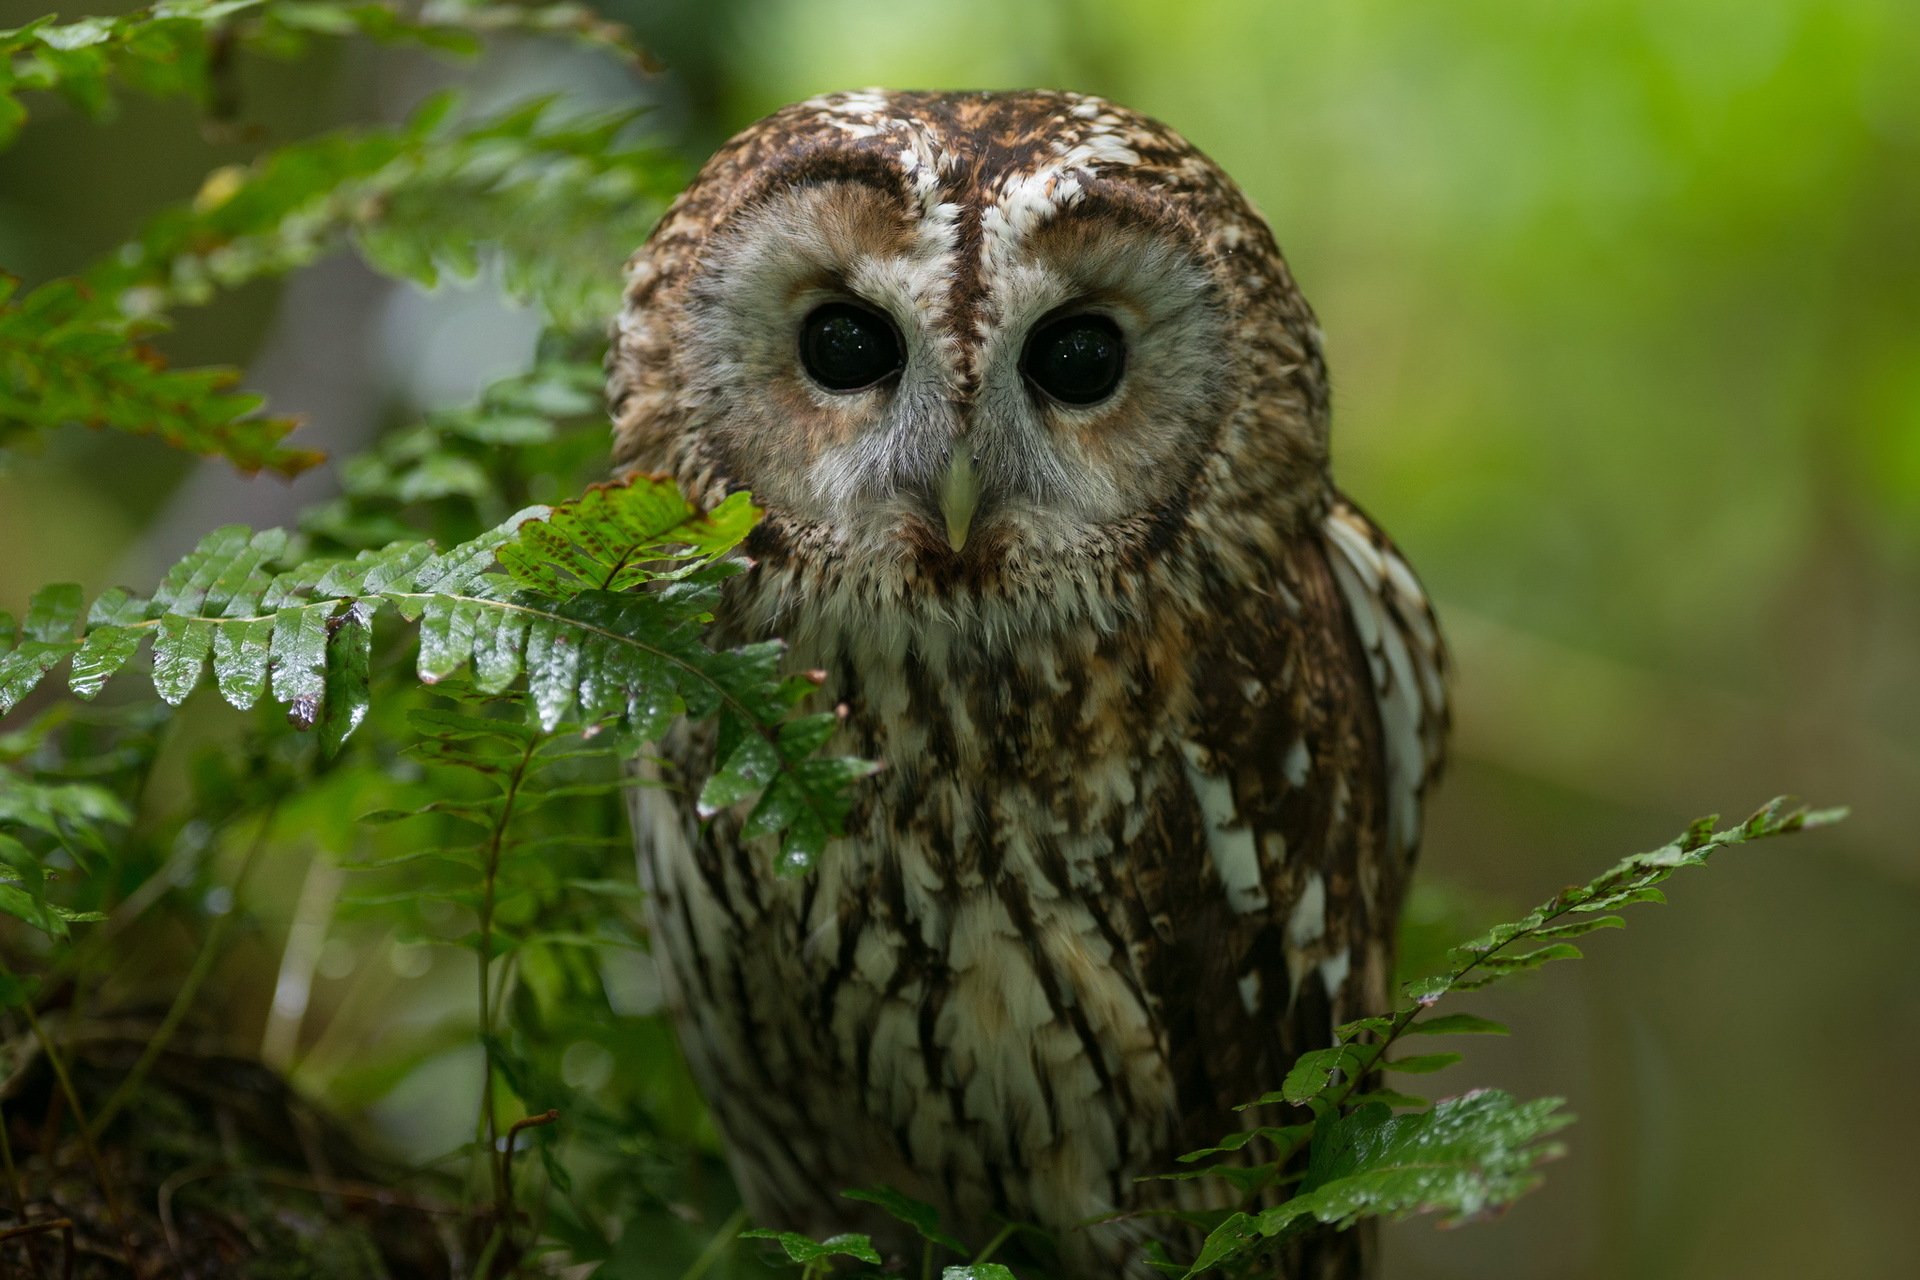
[938,448,980,553]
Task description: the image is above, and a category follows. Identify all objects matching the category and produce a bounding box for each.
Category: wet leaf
[739,1229,882,1266]
[844,1186,964,1253]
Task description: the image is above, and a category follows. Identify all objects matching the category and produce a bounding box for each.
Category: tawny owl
[609,90,1448,1278]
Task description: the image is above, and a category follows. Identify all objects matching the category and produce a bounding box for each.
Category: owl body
[612,92,1448,1278]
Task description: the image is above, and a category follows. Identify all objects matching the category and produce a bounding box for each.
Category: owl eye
[799,301,904,392]
[1023,313,1125,406]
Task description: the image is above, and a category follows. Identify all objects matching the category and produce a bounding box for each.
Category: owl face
[613,91,1331,599]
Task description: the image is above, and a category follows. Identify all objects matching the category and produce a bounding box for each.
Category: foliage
[0,473,867,874]
[0,7,826,1274]
[0,0,644,146]
[93,92,675,334]
[2,2,669,475]
[0,272,320,474]
[730,803,1838,1280]
[1172,798,1844,1278]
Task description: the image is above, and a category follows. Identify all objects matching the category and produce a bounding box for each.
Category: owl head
[610,90,1330,623]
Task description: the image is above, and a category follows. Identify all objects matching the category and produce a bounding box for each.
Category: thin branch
[0,1219,73,1280]
[677,1206,748,1280]
[476,731,542,1232]
[0,1113,48,1280]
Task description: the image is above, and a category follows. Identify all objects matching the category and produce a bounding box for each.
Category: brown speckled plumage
[610,89,1449,1278]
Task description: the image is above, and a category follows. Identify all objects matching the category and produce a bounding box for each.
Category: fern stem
[678,1206,748,1280]
[970,1222,1017,1266]
[475,731,541,1242]
[1263,874,1625,1179]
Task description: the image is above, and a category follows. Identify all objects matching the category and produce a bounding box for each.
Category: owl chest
[643,623,1203,1225]
[785,634,1185,1100]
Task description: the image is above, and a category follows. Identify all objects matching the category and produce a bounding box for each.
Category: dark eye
[799,301,903,392]
[1023,313,1125,406]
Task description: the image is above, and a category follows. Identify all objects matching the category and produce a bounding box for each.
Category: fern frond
[1,1,649,147]
[303,359,608,550]
[0,275,320,475]
[0,477,872,868]
[1174,800,1845,1277]
[0,768,128,939]
[3,13,672,474]
[93,93,680,333]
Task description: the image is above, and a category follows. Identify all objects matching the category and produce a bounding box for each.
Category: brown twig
[0,1116,48,1280]
[496,1109,561,1218]
[0,963,139,1277]
[0,1218,74,1280]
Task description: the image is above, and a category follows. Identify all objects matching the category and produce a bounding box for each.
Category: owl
[609,90,1448,1279]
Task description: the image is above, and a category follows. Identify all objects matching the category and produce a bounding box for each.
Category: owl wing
[1318,495,1451,870]
[1136,494,1449,1165]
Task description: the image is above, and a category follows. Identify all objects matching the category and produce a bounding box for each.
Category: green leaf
[0,585,86,710]
[1173,1123,1312,1164]
[1292,1092,1569,1224]
[0,642,72,713]
[0,884,105,940]
[1479,943,1583,972]
[270,602,331,728]
[93,93,677,335]
[22,583,83,641]
[65,625,136,701]
[1533,915,1625,940]
[321,600,373,755]
[699,724,782,816]
[417,596,483,683]
[1183,1092,1572,1276]
[1345,1088,1430,1110]
[1335,1014,1395,1042]
[2,3,649,150]
[1276,1046,1360,1104]
[1183,1213,1263,1277]
[1405,1013,1509,1037]
[1401,801,1842,1008]
[67,587,149,700]
[843,1186,964,1253]
[0,280,318,475]
[153,526,253,614]
[496,478,758,600]
[470,607,529,694]
[211,616,276,709]
[943,1268,1019,1280]
[522,617,581,729]
[151,614,213,705]
[1382,1052,1462,1074]
[739,1229,883,1266]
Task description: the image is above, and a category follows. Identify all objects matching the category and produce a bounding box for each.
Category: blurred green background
[3,2,1918,1277]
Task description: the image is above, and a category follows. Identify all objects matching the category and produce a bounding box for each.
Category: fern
[0,0,647,146]
[0,773,123,939]
[740,1229,885,1277]
[302,358,608,548]
[4,8,672,474]
[0,274,321,475]
[1172,798,1846,1277]
[94,93,679,334]
[0,476,872,869]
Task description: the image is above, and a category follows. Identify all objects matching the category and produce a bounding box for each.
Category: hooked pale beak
[938,448,980,552]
